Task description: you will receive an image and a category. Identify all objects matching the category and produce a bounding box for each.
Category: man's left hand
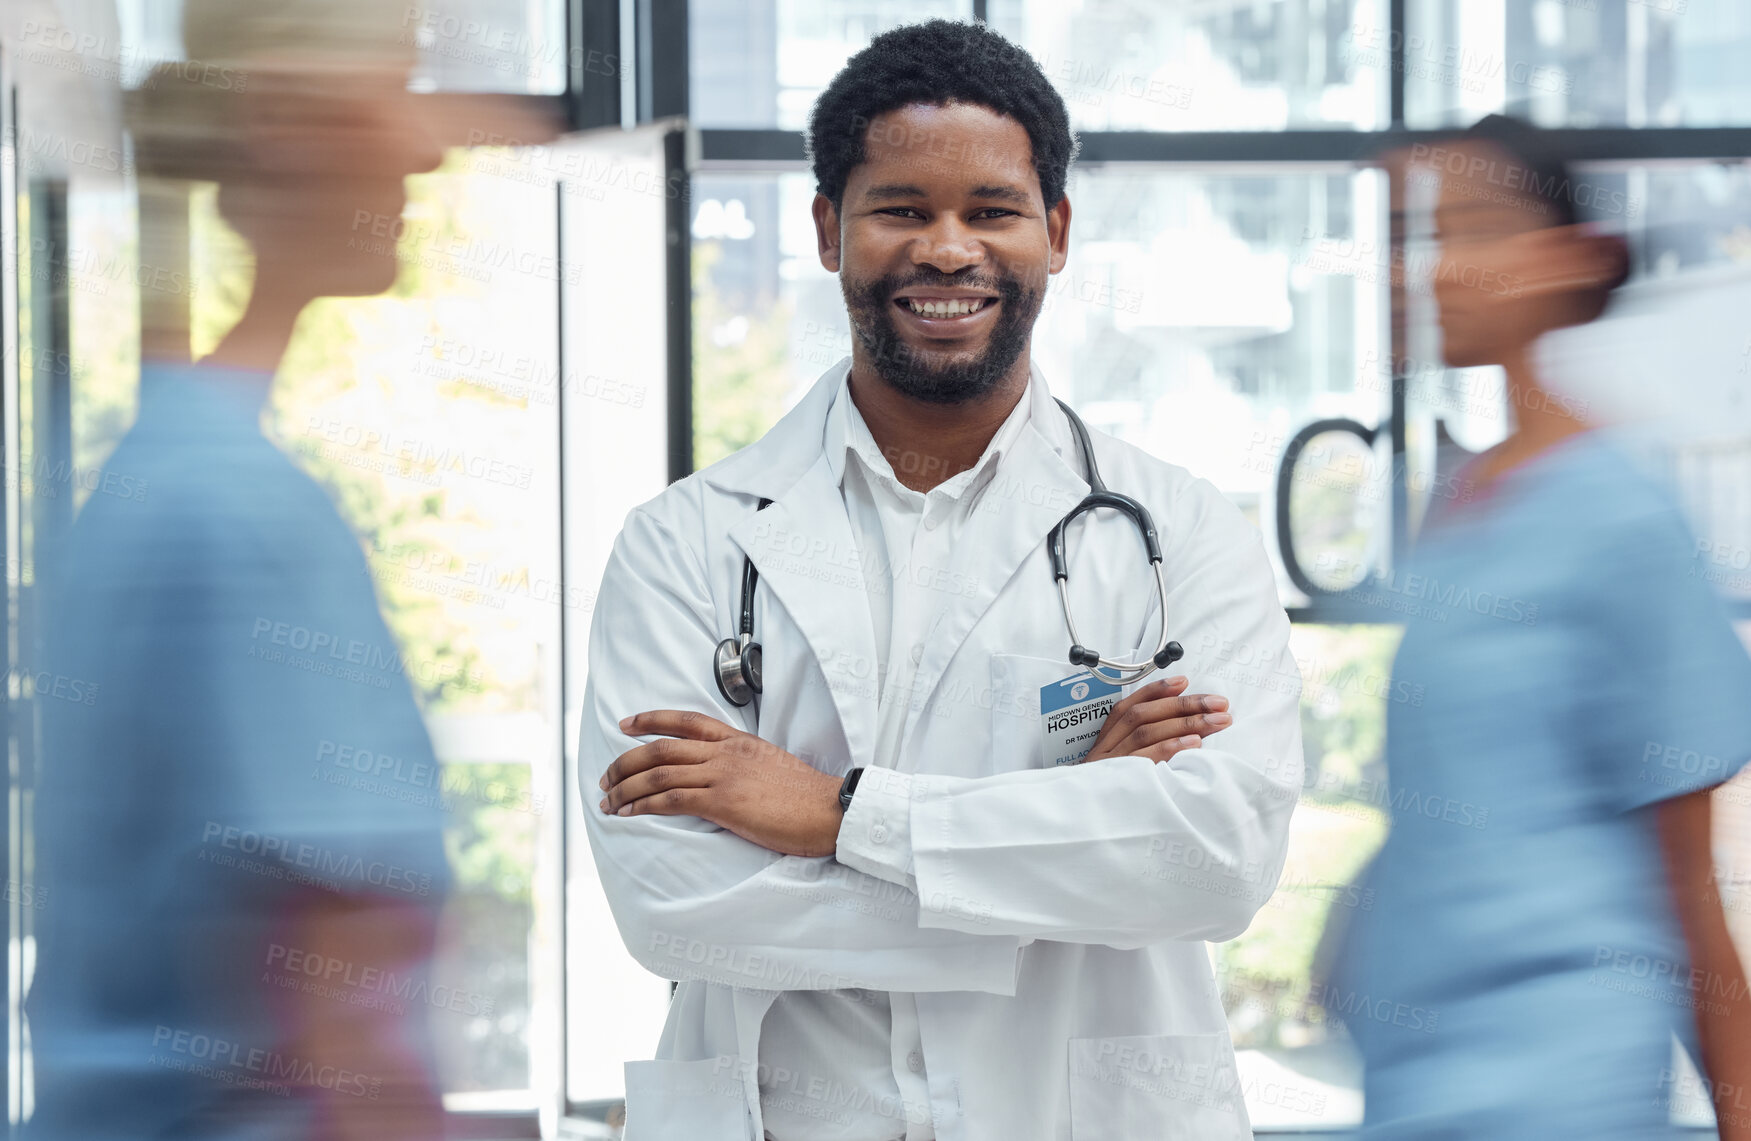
[599,710,844,858]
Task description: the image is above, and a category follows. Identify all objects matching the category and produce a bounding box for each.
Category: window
[5,0,576,1117]
[31,150,570,1110]
[692,160,1398,1128]
[685,1,1751,1133]
[7,1,1751,1137]
[1405,0,1751,128]
[990,0,1390,130]
[403,0,570,94]
[691,0,970,128]
[554,123,676,1116]
[243,157,567,1105]
[693,166,1393,604]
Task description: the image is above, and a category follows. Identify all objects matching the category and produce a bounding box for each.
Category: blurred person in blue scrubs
[1338,114,1751,1140]
[25,2,551,1137]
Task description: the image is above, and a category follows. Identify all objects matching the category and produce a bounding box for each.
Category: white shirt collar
[823,367,1039,501]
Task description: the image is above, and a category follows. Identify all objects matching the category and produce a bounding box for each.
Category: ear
[1579,230,1630,292]
[1514,226,1627,296]
[1046,195,1072,275]
[813,193,842,273]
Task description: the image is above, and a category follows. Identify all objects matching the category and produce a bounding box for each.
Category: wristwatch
[838,766,865,811]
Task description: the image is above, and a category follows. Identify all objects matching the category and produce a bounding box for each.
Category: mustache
[857,274,1030,314]
[885,272,1005,293]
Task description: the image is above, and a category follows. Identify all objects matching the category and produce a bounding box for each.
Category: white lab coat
[580,358,1303,1141]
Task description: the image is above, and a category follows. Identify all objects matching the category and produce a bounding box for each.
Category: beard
[841,268,1041,405]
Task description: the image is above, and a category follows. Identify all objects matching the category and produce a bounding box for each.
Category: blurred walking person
[26,3,497,1137]
[1338,114,1751,1140]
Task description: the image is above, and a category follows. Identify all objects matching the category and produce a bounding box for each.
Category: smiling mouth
[895,296,998,318]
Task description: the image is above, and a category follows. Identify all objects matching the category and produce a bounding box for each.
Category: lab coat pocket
[988,652,1060,772]
[1066,1032,1251,1141]
[988,647,1150,773]
[622,1056,751,1141]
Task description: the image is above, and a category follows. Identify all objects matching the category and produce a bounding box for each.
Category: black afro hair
[806,19,1077,211]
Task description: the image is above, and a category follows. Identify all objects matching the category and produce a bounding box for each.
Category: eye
[974,208,1017,220]
[878,207,923,219]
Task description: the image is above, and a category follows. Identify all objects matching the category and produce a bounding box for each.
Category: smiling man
[582,19,1303,1141]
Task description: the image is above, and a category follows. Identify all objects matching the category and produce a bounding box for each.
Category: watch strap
[838,766,865,811]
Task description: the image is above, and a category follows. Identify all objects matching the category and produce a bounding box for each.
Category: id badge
[1039,671,1123,766]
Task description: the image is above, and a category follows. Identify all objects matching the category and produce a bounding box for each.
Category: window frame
[9,3,1751,1140]
[611,0,1751,1127]
[636,2,1751,1137]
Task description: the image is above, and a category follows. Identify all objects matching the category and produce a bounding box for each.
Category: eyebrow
[970,184,1030,204]
[859,182,1033,205]
[863,183,928,202]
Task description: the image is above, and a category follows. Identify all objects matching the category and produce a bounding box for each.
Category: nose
[369,87,446,178]
[402,95,447,176]
[911,215,986,275]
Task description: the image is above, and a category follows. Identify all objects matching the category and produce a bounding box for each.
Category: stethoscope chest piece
[715,497,773,708]
[714,634,762,708]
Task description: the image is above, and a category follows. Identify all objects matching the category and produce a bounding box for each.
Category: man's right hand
[1081,675,1232,765]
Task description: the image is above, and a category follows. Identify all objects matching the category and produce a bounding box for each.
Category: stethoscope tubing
[717,401,1182,706]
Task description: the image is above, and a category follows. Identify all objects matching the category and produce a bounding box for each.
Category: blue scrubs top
[29,362,452,1141]
[1339,430,1751,1140]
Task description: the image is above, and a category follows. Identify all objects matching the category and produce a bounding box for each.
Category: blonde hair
[126,0,414,182]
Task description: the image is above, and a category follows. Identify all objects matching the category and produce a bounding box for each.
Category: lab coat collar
[712,357,1091,771]
[698,356,1080,503]
[821,363,1041,502]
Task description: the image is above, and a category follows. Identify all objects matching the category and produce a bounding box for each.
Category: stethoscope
[713,400,1183,708]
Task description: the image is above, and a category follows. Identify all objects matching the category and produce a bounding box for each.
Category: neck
[846,350,1031,493]
[1473,347,1590,489]
[195,258,318,381]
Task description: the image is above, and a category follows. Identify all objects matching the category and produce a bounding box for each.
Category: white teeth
[904,298,988,317]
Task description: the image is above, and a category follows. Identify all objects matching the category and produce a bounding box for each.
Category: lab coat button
[924,514,939,531]
[909,643,924,665]
[907,1051,924,1073]
[870,824,889,844]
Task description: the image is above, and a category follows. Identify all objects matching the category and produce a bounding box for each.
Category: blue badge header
[1039,671,1122,716]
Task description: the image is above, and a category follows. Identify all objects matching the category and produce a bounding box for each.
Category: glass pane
[1406,0,1751,128]
[56,0,567,95]
[29,149,563,1112]
[1399,159,1751,555]
[1215,622,1398,1131]
[691,0,972,129]
[1036,167,1392,607]
[67,186,143,492]
[990,0,1389,130]
[1387,147,1751,1134]
[198,151,565,1104]
[554,125,677,1113]
[402,0,569,94]
[693,0,1390,132]
[693,167,1392,608]
[690,169,1393,1129]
